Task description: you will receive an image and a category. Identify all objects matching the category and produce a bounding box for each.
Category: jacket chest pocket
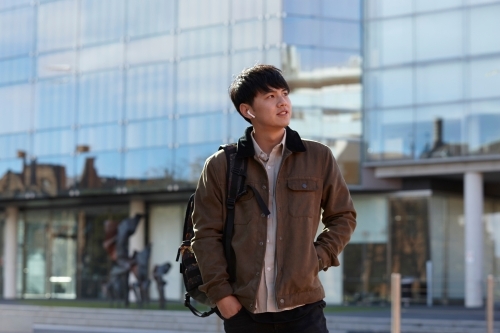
[287,179,319,218]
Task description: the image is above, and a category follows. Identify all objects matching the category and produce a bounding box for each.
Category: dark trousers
[223,302,329,333]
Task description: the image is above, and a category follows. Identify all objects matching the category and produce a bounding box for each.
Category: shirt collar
[250,129,286,163]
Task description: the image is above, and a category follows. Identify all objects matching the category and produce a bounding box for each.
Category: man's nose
[277,95,288,106]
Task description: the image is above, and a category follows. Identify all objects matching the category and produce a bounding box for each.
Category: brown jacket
[192,126,356,312]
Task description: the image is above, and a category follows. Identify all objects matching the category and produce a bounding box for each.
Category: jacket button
[262,185,267,190]
[259,242,264,246]
[280,299,284,304]
[256,272,260,276]
[302,183,307,189]
[261,213,265,217]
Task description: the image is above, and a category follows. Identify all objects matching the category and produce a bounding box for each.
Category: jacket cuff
[206,282,234,305]
[315,245,339,271]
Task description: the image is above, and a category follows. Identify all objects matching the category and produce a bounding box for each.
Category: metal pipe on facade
[391,273,401,333]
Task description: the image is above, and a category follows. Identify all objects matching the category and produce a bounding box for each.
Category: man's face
[248,87,292,130]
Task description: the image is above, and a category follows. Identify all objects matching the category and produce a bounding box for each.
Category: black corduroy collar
[236,126,306,158]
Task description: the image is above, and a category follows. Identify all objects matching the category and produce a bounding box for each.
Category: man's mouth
[277,110,288,116]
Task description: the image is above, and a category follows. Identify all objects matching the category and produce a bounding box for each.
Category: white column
[464,172,483,308]
[128,199,145,302]
[129,199,146,255]
[3,206,18,299]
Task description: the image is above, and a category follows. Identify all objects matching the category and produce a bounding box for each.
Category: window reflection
[467,100,500,155]
[415,105,465,159]
[0,0,30,10]
[178,0,229,29]
[284,0,321,16]
[77,124,121,152]
[415,11,463,61]
[126,63,174,120]
[178,26,228,58]
[80,43,123,72]
[415,0,463,13]
[35,77,76,130]
[176,113,226,145]
[231,0,264,21]
[0,7,33,58]
[0,159,25,198]
[0,84,32,135]
[416,62,463,104]
[174,143,219,184]
[123,147,174,188]
[37,0,77,52]
[36,155,76,195]
[322,20,360,50]
[0,133,30,160]
[367,68,413,108]
[125,118,173,149]
[470,5,500,56]
[283,17,321,47]
[76,151,122,192]
[37,51,76,78]
[81,0,124,45]
[78,70,123,125]
[323,0,361,20]
[34,130,74,157]
[127,35,175,65]
[232,21,263,51]
[127,0,175,37]
[365,0,413,19]
[469,57,500,100]
[0,57,32,85]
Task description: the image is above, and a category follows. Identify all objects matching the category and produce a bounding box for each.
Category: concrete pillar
[464,172,483,308]
[3,206,18,299]
[128,199,146,302]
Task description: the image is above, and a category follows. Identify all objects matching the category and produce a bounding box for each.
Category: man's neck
[252,127,286,155]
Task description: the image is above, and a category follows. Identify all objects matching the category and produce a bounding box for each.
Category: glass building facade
[0,0,362,301]
[364,0,500,161]
[357,0,500,307]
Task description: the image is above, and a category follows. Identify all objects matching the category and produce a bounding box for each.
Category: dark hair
[229,64,290,124]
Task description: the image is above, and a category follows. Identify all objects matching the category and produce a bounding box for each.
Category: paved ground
[329,304,500,321]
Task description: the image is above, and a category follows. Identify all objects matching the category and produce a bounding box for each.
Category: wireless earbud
[247,110,256,119]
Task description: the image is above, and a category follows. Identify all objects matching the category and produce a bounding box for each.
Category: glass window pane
[228,112,249,142]
[125,118,173,149]
[77,124,122,152]
[178,26,228,58]
[365,0,413,19]
[123,147,174,185]
[176,113,226,146]
[265,18,282,46]
[37,51,76,78]
[416,11,463,61]
[0,0,30,10]
[80,44,123,73]
[470,5,500,56]
[35,77,76,130]
[78,70,123,126]
[127,35,175,65]
[469,57,500,100]
[232,0,264,21]
[179,0,229,29]
[0,133,30,160]
[81,0,124,45]
[0,7,34,58]
[0,159,25,198]
[37,0,77,52]
[0,57,32,85]
[265,0,282,14]
[34,129,74,157]
[366,109,414,160]
[177,56,229,115]
[76,151,122,189]
[231,50,265,78]
[0,84,32,134]
[174,143,219,184]
[467,100,500,155]
[284,0,321,16]
[126,63,174,120]
[416,0,462,12]
[415,104,465,159]
[232,21,263,51]
[127,0,175,37]
[376,18,413,66]
[366,68,413,108]
[35,156,75,194]
[322,20,360,50]
[323,0,361,20]
[416,62,463,104]
[283,17,321,46]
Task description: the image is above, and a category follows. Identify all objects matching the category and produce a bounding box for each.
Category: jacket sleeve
[315,147,357,270]
[191,154,233,305]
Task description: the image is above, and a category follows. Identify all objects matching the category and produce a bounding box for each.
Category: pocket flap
[287,179,318,191]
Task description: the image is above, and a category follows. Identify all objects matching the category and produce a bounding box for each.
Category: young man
[192,64,356,333]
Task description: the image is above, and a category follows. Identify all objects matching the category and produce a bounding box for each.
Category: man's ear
[239,103,253,121]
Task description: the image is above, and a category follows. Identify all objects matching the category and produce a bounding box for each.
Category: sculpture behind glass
[153,262,172,309]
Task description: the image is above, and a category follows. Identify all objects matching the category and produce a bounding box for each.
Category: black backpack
[176,144,269,318]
